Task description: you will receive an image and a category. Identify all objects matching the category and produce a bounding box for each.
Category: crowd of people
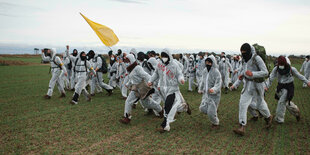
[41,43,310,136]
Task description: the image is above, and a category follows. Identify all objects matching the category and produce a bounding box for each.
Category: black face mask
[242,51,252,63]
[46,53,51,57]
[278,65,290,75]
[206,64,212,72]
[73,52,77,57]
[81,55,87,61]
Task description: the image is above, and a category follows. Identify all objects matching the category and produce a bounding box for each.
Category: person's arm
[266,67,277,88]
[149,65,159,84]
[175,64,185,84]
[55,57,67,74]
[138,66,151,82]
[232,78,241,88]
[41,50,50,62]
[292,67,309,84]
[251,56,268,78]
[96,57,102,71]
[210,70,222,94]
[86,61,96,75]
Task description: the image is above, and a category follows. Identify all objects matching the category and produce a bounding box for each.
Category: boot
[264,115,273,129]
[132,104,136,109]
[211,124,220,129]
[145,109,153,116]
[59,93,66,98]
[119,114,131,124]
[122,96,127,100]
[186,103,192,115]
[44,95,51,99]
[250,116,258,121]
[156,127,166,133]
[86,95,92,102]
[159,109,164,118]
[91,94,95,96]
[296,115,301,122]
[107,89,113,96]
[233,124,245,136]
[224,87,228,94]
[71,92,79,105]
[70,100,77,105]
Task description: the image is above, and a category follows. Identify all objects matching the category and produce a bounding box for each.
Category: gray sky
[0,0,310,55]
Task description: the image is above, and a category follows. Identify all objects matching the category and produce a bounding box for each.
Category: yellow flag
[80,13,119,47]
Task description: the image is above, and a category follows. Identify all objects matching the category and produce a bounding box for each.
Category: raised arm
[41,50,50,62]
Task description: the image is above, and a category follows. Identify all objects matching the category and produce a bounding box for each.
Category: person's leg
[275,89,288,123]
[46,70,60,97]
[286,101,300,122]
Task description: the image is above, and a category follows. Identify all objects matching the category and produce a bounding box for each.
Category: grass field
[0,55,310,154]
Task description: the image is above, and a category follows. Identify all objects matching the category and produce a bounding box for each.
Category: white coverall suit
[198,56,222,125]
[42,48,67,97]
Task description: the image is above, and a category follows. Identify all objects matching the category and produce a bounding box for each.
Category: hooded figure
[231,55,243,85]
[68,49,79,90]
[188,55,197,91]
[66,50,96,105]
[300,55,310,87]
[196,52,206,89]
[108,52,117,88]
[179,53,189,81]
[198,55,222,127]
[233,43,273,136]
[148,49,191,133]
[129,48,138,59]
[119,54,163,124]
[266,56,310,123]
[88,50,113,96]
[42,48,67,99]
[218,54,232,94]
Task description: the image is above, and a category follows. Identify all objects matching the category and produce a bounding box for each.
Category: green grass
[0,56,310,154]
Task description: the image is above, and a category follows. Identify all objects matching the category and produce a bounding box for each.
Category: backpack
[252,44,270,82]
[96,55,108,73]
[252,43,271,72]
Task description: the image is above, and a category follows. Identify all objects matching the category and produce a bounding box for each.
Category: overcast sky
[0,0,310,55]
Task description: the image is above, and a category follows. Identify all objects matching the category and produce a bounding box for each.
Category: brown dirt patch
[0,59,30,66]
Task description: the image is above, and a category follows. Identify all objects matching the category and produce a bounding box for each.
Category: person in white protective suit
[231,55,243,86]
[266,56,310,124]
[87,50,113,96]
[218,53,232,94]
[115,53,128,100]
[198,55,222,128]
[68,48,78,91]
[108,51,118,88]
[196,52,206,90]
[66,50,96,105]
[42,48,68,99]
[148,49,191,133]
[300,55,310,87]
[188,55,197,92]
[233,43,273,136]
[179,54,189,81]
[60,53,70,90]
[119,54,163,124]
